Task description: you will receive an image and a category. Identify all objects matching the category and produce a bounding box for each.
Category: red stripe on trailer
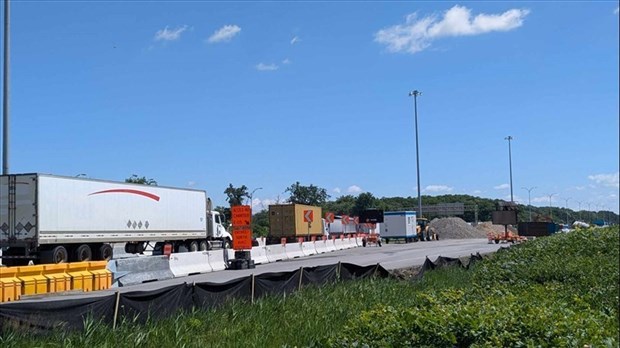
[89,189,160,201]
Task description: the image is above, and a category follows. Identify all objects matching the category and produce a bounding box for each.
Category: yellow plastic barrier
[17,265,48,295]
[43,263,71,293]
[67,262,93,292]
[88,261,112,290]
[0,267,22,302]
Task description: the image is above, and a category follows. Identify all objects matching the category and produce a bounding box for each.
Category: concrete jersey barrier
[265,244,288,262]
[112,255,174,287]
[250,246,269,265]
[301,242,317,256]
[169,251,212,277]
[285,243,305,259]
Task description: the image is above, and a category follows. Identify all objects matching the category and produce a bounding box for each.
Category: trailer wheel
[199,240,208,251]
[42,246,69,264]
[96,244,114,261]
[75,244,92,262]
[189,241,199,252]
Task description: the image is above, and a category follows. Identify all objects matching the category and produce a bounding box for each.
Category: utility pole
[505,136,514,202]
[409,90,422,220]
[2,0,10,175]
[521,186,536,222]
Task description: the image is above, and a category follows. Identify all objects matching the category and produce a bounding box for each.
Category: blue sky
[2,1,619,214]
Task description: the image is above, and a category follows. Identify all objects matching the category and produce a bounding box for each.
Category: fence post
[373,263,379,277]
[298,267,304,290]
[112,291,121,330]
[337,261,341,281]
[251,273,255,305]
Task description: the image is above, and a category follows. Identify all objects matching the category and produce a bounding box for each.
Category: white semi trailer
[0,174,231,265]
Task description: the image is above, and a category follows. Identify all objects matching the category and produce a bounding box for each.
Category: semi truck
[267,204,324,243]
[0,174,231,265]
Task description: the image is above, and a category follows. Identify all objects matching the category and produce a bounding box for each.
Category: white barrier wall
[285,243,305,259]
[314,239,328,254]
[325,238,337,252]
[250,246,269,265]
[334,238,345,250]
[301,241,317,256]
[265,244,288,262]
[207,250,228,271]
[169,251,212,277]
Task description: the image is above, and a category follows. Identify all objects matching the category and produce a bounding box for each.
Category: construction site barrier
[67,262,93,292]
[250,247,269,265]
[334,238,345,251]
[111,256,174,287]
[17,265,48,296]
[207,250,228,272]
[314,239,328,254]
[0,267,22,302]
[169,251,212,277]
[285,242,304,259]
[88,261,112,291]
[325,238,337,252]
[342,237,354,249]
[265,244,288,262]
[43,264,71,293]
[301,242,317,256]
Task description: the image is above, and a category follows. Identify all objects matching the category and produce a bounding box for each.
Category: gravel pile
[475,222,517,235]
[429,217,488,239]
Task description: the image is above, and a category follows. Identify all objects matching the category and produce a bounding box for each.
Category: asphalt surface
[9,238,507,304]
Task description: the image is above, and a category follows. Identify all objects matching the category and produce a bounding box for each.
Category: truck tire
[199,240,208,251]
[222,238,231,249]
[42,246,69,264]
[189,241,199,252]
[96,244,114,261]
[74,244,92,262]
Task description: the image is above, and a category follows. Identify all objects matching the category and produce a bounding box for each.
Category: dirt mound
[429,217,487,239]
[475,222,517,236]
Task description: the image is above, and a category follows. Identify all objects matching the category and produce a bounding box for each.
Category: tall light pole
[2,0,10,175]
[409,90,423,219]
[505,136,514,202]
[564,197,571,225]
[521,186,536,222]
[248,187,262,209]
[548,193,557,221]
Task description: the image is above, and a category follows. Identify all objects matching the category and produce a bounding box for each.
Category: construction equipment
[416,218,437,241]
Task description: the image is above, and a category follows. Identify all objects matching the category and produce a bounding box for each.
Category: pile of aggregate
[429,217,488,239]
[475,221,517,235]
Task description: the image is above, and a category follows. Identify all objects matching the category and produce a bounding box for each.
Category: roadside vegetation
[2,227,617,347]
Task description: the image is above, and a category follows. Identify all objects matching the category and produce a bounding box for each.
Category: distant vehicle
[0,174,231,265]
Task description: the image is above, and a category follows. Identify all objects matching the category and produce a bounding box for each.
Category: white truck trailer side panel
[381,211,416,238]
[0,174,38,244]
[2,174,208,245]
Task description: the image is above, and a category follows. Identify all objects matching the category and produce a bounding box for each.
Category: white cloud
[333,187,341,194]
[154,25,188,41]
[187,181,196,187]
[588,172,619,188]
[374,5,529,54]
[282,58,291,64]
[347,185,363,194]
[207,25,241,43]
[532,196,551,203]
[472,190,482,194]
[494,183,510,190]
[291,36,300,44]
[256,63,279,71]
[574,186,586,191]
[423,185,453,193]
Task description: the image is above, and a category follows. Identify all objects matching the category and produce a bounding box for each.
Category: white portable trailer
[381,211,418,243]
[0,173,230,264]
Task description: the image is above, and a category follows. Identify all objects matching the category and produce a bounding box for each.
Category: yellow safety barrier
[0,267,22,302]
[17,265,48,295]
[67,262,93,292]
[88,261,112,291]
[43,264,71,293]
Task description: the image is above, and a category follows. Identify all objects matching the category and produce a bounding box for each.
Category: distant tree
[125,174,157,186]
[224,184,249,206]
[323,195,356,215]
[285,181,330,206]
[352,192,376,216]
[252,210,270,237]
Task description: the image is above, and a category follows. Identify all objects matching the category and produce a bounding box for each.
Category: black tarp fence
[0,255,492,333]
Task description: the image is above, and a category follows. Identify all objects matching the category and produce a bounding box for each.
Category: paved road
[13,238,506,303]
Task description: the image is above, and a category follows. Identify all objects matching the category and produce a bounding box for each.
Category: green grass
[2,227,618,347]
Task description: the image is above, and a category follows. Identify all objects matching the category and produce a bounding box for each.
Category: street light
[563,197,571,225]
[505,136,514,202]
[248,187,263,209]
[547,193,557,221]
[521,186,536,222]
[408,90,423,219]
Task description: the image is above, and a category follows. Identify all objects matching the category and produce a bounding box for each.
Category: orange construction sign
[325,212,335,223]
[231,205,252,227]
[233,229,253,250]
